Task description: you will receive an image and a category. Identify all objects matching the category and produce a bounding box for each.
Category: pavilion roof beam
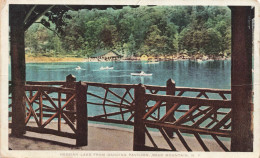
[24,5,54,31]
[64,5,76,11]
[23,5,37,24]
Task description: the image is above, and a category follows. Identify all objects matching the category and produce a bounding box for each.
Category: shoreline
[25,56,230,63]
[25,56,87,63]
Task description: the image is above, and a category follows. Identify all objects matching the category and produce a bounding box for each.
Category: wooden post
[39,91,43,126]
[66,74,76,123]
[231,6,253,151]
[58,92,61,131]
[10,5,26,136]
[133,84,146,151]
[166,79,176,138]
[76,81,88,146]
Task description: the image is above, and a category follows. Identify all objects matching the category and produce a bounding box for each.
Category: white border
[1,0,260,158]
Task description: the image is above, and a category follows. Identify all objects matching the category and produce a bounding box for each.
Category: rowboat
[197,59,203,62]
[100,66,114,70]
[75,66,81,70]
[131,71,152,76]
[145,61,159,64]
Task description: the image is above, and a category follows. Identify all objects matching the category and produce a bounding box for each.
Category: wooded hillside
[25,6,231,58]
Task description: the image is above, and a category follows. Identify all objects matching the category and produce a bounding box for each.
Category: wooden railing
[84,82,168,126]
[9,76,231,150]
[133,83,232,151]
[9,79,87,146]
[85,82,136,125]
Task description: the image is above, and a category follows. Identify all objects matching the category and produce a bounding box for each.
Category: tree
[24,5,231,58]
[204,28,222,55]
[140,25,167,56]
[123,33,136,57]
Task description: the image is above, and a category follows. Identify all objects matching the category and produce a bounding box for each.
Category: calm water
[9,60,231,138]
[17,60,231,89]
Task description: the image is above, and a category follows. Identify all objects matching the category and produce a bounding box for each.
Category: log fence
[9,79,87,146]
[9,75,232,150]
[133,83,232,151]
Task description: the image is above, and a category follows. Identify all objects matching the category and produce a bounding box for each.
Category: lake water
[20,60,231,89]
[9,60,232,139]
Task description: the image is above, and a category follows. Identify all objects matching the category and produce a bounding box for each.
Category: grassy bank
[26,55,86,63]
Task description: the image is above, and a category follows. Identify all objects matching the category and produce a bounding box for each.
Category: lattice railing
[175,87,231,100]
[9,81,88,146]
[84,82,168,125]
[9,78,232,149]
[133,84,232,151]
[85,82,136,125]
[9,83,77,138]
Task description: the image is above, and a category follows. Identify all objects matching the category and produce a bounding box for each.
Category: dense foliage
[25,6,231,58]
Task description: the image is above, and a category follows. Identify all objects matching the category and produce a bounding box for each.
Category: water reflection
[12,60,231,89]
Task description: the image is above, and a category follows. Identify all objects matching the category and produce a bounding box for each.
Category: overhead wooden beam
[24,5,54,31]
[24,5,37,24]
[231,6,253,152]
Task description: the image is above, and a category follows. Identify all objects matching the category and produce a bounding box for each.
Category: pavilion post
[76,81,88,146]
[10,5,26,136]
[231,6,253,151]
[133,84,146,151]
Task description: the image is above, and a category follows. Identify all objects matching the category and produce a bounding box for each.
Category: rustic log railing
[133,83,232,151]
[84,81,170,125]
[9,80,87,146]
[85,82,136,125]
[9,76,231,150]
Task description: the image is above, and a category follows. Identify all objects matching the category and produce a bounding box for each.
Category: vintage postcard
[1,0,260,157]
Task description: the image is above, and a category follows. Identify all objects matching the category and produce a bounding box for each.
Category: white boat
[100,66,114,70]
[75,66,81,70]
[131,71,152,76]
[145,61,160,64]
[197,59,203,62]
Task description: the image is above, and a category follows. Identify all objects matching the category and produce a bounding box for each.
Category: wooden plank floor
[8,122,230,151]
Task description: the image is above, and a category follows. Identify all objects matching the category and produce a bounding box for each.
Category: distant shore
[25,55,230,63]
[25,56,87,63]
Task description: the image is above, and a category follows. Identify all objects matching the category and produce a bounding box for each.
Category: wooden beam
[24,5,54,31]
[231,6,253,152]
[165,79,176,138]
[10,5,26,136]
[24,5,37,24]
[144,120,231,137]
[76,82,88,146]
[65,74,76,123]
[145,94,232,108]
